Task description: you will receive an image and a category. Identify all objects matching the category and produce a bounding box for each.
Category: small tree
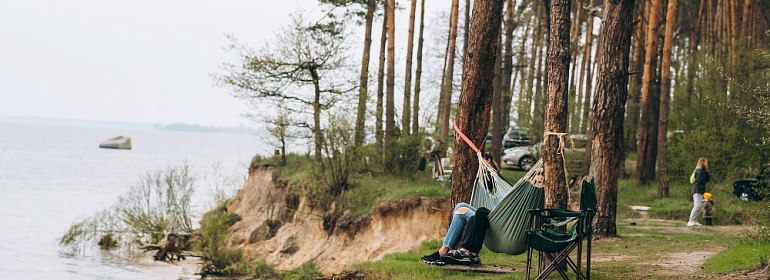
[254,105,300,166]
[218,12,352,169]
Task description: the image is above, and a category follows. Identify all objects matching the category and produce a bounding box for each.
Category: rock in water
[100,136,131,150]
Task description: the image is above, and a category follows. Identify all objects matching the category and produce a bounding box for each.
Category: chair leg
[538,251,570,280]
[587,232,592,280]
[526,246,533,280]
[577,236,583,280]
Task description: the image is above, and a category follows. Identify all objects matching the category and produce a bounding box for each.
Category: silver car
[502,135,587,171]
[502,143,542,171]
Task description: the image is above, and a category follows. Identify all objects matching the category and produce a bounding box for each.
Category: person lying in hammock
[421,203,491,266]
[482,153,510,193]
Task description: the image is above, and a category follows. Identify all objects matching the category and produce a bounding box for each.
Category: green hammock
[470,154,545,255]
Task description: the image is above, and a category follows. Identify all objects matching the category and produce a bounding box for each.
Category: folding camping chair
[525,179,597,280]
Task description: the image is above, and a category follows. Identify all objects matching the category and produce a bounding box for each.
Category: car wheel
[519,156,534,171]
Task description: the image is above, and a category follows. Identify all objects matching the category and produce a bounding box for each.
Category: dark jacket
[692,167,710,194]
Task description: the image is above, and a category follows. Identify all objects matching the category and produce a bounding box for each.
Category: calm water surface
[0,120,267,279]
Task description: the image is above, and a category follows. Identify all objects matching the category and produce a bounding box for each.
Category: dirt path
[609,218,768,279]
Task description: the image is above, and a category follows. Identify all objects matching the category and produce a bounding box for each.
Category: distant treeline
[154,123,257,135]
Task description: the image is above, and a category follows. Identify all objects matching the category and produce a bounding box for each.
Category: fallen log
[140,222,186,261]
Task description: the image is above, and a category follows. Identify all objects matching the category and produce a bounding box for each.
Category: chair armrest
[528,209,584,227]
[528,209,585,218]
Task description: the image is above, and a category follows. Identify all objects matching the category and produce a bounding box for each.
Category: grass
[704,243,770,274]
[270,153,768,278]
[270,153,527,218]
[614,167,757,225]
[355,219,764,279]
[350,155,767,279]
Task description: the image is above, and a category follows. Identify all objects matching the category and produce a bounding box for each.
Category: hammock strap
[543,131,574,200]
[454,123,487,154]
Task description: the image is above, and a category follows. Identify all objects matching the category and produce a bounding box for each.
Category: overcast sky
[0,0,447,127]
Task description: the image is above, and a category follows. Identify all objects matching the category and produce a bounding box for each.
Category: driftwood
[140,222,186,261]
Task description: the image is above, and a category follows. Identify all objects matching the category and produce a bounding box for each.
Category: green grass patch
[270,153,528,218]
[704,243,770,274]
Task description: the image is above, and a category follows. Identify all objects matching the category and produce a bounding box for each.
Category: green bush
[281,261,323,280]
[195,208,243,274]
[385,134,424,178]
[59,164,197,251]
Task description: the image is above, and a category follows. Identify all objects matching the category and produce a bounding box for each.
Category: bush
[59,164,197,251]
[667,125,762,183]
[195,208,243,274]
[281,261,323,280]
[385,134,424,178]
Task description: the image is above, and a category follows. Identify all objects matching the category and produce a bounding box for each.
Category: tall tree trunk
[464,0,471,62]
[730,0,740,67]
[355,0,376,149]
[375,5,387,161]
[686,0,705,106]
[577,0,597,134]
[441,0,462,142]
[636,0,662,185]
[492,33,504,164]
[501,0,517,133]
[514,12,533,125]
[523,6,542,127]
[412,0,426,135]
[657,0,677,198]
[543,0,571,211]
[583,29,600,134]
[591,0,635,239]
[385,0,396,172]
[437,5,454,133]
[532,17,546,137]
[533,30,545,134]
[625,0,646,158]
[403,0,418,135]
[569,0,585,134]
[451,0,505,208]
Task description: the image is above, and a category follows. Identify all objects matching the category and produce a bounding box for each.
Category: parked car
[503,127,537,149]
[502,135,587,174]
[733,163,770,201]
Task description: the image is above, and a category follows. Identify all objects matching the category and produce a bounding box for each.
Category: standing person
[688,158,710,227]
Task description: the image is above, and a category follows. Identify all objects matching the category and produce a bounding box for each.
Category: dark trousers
[704,218,712,225]
[460,207,491,254]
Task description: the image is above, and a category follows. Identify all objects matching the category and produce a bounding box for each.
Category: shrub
[385,134,424,178]
[59,164,196,251]
[195,208,243,274]
[281,261,323,280]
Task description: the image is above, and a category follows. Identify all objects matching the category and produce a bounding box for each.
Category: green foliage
[667,125,761,182]
[669,42,770,183]
[221,259,281,279]
[195,207,244,274]
[318,112,356,196]
[59,164,196,250]
[281,261,323,280]
[385,134,425,178]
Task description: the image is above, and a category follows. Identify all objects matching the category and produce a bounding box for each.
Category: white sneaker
[694,222,703,226]
[686,221,695,227]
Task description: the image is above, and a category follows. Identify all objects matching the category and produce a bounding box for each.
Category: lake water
[0,120,269,279]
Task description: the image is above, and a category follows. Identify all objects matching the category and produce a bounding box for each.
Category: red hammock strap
[453,123,487,154]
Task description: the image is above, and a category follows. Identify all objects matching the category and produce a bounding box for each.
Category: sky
[0,0,447,127]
